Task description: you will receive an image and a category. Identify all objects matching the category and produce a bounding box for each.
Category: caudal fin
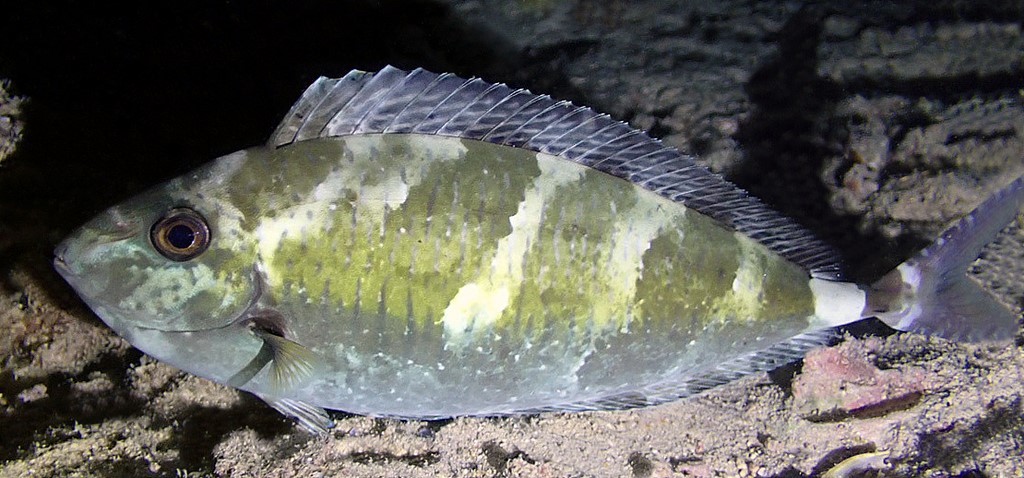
[868,175,1023,342]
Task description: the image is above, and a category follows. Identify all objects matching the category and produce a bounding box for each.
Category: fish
[53,65,1023,434]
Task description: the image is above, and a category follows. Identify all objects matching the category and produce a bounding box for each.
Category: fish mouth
[53,242,75,277]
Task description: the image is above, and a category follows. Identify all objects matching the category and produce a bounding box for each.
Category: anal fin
[257,394,334,435]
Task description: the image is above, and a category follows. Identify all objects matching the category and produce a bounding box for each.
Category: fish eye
[150,208,211,261]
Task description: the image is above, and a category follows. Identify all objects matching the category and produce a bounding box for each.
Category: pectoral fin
[255,328,320,392]
[226,327,320,393]
[226,338,275,388]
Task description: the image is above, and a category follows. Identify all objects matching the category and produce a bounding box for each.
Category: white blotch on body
[600,193,682,332]
[441,153,585,338]
[726,234,769,318]
[255,135,468,283]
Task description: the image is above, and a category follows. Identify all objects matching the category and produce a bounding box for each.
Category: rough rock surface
[791,337,929,421]
[0,80,23,165]
[1,1,1023,477]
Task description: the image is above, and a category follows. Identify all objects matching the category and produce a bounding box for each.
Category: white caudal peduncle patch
[440,152,585,338]
[808,277,867,327]
[883,263,924,331]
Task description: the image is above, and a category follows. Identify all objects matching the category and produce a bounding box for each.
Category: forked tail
[867,175,1024,341]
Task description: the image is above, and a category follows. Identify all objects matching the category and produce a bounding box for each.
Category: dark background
[0,0,581,252]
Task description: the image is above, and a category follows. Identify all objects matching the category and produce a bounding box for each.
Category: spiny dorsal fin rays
[267,76,336,146]
[268,65,843,277]
[327,66,417,136]
[267,69,376,146]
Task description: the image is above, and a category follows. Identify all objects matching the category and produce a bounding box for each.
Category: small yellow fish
[53,66,1022,433]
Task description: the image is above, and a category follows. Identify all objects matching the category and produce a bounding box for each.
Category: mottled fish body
[55,66,1022,433]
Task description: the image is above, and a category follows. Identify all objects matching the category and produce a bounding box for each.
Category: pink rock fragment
[792,339,927,421]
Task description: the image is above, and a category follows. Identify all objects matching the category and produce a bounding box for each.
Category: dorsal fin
[270,66,841,276]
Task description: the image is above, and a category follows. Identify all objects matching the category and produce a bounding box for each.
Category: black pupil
[166,223,196,249]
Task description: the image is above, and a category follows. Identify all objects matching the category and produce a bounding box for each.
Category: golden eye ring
[150,208,211,261]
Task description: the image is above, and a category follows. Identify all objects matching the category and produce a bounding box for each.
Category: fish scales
[54,66,1023,432]
[215,133,816,417]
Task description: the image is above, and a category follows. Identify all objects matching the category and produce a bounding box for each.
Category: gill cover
[53,152,259,333]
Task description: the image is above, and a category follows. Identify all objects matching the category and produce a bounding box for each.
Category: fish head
[53,150,261,340]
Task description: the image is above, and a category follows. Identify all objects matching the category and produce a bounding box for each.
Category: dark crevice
[839,73,1024,106]
[733,6,860,265]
